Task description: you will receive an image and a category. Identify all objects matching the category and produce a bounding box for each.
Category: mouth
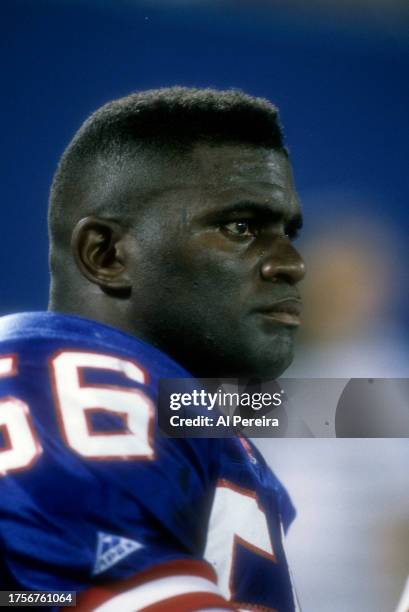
[256,298,302,328]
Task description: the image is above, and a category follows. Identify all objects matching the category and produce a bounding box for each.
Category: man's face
[125,142,305,378]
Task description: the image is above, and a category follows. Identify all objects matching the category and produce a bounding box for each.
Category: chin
[172,327,296,379]
[188,350,293,380]
[230,319,296,379]
[252,340,295,380]
[215,349,294,380]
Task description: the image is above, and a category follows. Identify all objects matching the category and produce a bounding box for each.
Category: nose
[260,238,306,285]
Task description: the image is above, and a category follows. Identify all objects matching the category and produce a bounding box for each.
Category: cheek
[140,231,254,312]
[182,255,246,304]
[181,235,252,287]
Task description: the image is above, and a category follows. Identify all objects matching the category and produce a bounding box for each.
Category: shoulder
[0,312,190,380]
[219,436,296,532]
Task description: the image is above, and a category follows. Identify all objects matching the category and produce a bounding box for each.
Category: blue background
[1,0,408,325]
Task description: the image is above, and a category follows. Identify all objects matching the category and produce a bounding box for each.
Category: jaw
[174,329,296,380]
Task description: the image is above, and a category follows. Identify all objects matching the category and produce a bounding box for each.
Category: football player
[0,88,305,611]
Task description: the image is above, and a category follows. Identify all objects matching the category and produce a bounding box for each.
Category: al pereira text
[169,415,279,428]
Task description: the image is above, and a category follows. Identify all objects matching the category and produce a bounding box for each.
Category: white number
[0,355,16,378]
[0,356,42,474]
[204,479,276,601]
[51,351,155,460]
[0,351,155,475]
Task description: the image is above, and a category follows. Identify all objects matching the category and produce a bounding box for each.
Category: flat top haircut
[48,87,286,289]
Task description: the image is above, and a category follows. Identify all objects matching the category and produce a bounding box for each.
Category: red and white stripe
[76,559,236,612]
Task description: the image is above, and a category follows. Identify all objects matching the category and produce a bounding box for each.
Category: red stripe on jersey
[76,558,217,610]
[140,591,236,612]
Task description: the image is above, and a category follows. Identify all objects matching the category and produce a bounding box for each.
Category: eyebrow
[201,200,304,228]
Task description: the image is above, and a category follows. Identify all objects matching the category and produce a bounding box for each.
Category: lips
[256,298,302,327]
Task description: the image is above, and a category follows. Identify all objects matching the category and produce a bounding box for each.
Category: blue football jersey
[0,312,298,611]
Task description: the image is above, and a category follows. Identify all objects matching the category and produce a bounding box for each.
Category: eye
[285,225,301,242]
[285,229,299,241]
[222,220,256,237]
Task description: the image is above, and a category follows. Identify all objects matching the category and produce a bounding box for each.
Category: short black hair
[48,87,286,278]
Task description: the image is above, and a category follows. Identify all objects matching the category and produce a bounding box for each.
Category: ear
[71,216,132,291]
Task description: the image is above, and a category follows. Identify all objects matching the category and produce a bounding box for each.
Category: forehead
[116,142,300,221]
[190,142,293,190]
[184,142,300,218]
